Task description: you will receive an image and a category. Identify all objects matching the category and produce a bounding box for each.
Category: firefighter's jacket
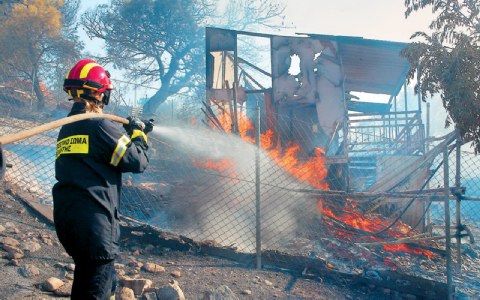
[52,102,149,260]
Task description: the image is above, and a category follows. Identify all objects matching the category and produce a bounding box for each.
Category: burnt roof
[302,33,410,96]
[206,27,411,97]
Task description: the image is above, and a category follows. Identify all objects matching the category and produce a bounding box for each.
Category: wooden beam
[5,182,53,224]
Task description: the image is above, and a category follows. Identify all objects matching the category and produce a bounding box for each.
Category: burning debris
[147,116,423,253]
[0,25,478,299]
[132,107,479,297]
[199,30,479,297]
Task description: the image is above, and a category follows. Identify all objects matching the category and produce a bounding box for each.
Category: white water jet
[146,124,319,252]
[151,125,256,164]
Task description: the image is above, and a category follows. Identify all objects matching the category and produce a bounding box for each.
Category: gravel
[0,182,385,299]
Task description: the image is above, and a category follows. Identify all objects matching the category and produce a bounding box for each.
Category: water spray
[150,125,256,163]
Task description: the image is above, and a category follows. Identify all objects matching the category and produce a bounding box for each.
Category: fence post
[404,81,411,146]
[426,102,431,230]
[343,114,350,192]
[426,102,430,152]
[444,145,453,299]
[255,99,262,270]
[233,36,239,134]
[455,134,462,272]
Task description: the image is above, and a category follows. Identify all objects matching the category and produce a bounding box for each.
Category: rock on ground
[0,183,380,300]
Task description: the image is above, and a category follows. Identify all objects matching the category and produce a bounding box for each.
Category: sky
[79,0,435,69]
[80,0,433,45]
[282,0,433,42]
[79,0,447,135]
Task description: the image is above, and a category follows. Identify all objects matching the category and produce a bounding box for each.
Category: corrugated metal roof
[207,27,411,97]
[302,34,410,96]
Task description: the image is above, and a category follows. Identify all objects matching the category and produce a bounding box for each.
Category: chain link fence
[458,151,480,233]
[0,117,57,206]
[1,103,480,298]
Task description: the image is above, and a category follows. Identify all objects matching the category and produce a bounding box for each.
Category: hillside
[0,181,389,299]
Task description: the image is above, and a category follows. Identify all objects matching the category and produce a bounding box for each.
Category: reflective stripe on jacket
[52,102,149,260]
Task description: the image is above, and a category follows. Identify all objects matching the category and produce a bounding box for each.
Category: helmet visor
[102,89,111,105]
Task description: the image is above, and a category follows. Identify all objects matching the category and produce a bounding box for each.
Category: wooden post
[221,51,226,89]
[233,35,239,135]
[394,96,398,138]
[225,81,235,133]
[232,84,239,134]
[404,81,410,147]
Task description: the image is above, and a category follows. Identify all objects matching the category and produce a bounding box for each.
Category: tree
[402,0,480,151]
[219,0,286,32]
[0,0,80,110]
[82,0,286,116]
[48,0,84,104]
[83,0,211,116]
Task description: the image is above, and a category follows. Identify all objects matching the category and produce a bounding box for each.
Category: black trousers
[71,257,116,300]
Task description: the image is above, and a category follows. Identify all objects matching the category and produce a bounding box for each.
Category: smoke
[152,125,254,163]
[148,125,319,252]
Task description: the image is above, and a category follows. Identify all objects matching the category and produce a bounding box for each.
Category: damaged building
[205,27,426,229]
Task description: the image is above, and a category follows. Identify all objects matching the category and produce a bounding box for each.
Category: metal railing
[348,110,424,155]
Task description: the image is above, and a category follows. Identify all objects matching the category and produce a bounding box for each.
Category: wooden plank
[376,132,456,192]
[326,156,348,164]
[5,182,53,224]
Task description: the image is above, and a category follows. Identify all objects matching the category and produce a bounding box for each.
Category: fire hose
[0,113,129,179]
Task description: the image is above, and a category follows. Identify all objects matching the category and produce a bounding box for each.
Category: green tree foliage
[402,0,480,151]
[83,0,211,116]
[48,0,83,104]
[0,0,80,110]
[82,0,286,116]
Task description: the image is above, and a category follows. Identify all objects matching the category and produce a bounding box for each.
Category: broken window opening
[288,54,301,76]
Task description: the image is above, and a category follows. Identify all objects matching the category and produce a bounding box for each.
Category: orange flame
[322,206,433,257]
[205,106,432,259]
[193,159,238,183]
[193,159,235,172]
[211,110,329,190]
[384,244,433,259]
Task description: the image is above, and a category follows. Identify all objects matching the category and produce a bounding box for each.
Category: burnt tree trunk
[142,86,170,117]
[33,75,45,111]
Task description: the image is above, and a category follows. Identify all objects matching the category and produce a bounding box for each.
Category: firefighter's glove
[142,119,154,134]
[123,116,145,136]
[124,116,149,149]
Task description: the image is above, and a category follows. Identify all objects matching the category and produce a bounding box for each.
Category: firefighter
[52,59,152,299]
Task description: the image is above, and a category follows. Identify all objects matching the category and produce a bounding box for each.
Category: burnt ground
[0,183,397,300]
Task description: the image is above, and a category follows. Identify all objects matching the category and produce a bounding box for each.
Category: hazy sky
[284,1,433,42]
[80,0,433,42]
[79,0,447,134]
[79,0,434,56]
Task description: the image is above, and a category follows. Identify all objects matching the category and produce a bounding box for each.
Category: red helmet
[63,59,113,105]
